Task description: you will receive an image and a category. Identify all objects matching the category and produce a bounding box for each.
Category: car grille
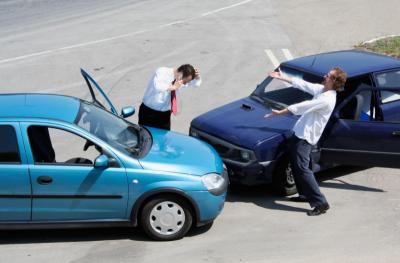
[190,128,254,164]
[200,137,231,156]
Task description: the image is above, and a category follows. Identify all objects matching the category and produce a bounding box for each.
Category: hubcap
[149,201,185,236]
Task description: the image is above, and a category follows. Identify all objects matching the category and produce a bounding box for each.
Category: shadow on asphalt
[0,227,150,245]
[0,221,217,244]
[227,184,310,213]
[317,166,385,193]
[226,165,385,212]
[0,223,214,245]
[0,223,214,244]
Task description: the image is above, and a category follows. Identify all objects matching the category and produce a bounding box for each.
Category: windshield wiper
[250,94,264,103]
[251,94,286,110]
[267,99,286,110]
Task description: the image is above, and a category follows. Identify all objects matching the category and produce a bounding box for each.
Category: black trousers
[138,103,171,130]
[289,136,328,207]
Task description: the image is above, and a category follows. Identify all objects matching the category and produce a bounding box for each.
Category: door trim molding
[321,148,400,156]
[0,194,122,199]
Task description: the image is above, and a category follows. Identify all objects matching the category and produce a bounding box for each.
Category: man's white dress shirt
[142,67,201,112]
[287,78,337,145]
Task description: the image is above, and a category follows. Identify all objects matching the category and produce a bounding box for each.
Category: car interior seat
[352,94,364,120]
[339,94,364,120]
[28,126,56,163]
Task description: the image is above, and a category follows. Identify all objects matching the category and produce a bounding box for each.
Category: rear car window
[376,70,400,88]
[0,125,21,164]
[380,90,400,104]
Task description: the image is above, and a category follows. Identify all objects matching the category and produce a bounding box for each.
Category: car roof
[0,93,81,123]
[281,50,400,78]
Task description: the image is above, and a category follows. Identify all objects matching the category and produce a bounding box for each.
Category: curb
[361,34,400,45]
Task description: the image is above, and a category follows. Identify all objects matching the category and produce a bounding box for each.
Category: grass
[355,36,400,58]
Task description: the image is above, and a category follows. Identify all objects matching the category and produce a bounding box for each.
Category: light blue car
[0,69,227,241]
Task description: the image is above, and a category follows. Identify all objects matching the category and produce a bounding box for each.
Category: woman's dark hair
[177,64,196,79]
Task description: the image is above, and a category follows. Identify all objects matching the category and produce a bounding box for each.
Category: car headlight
[240,150,251,161]
[240,150,256,162]
[202,173,227,195]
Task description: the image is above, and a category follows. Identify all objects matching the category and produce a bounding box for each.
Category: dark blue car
[190,50,400,195]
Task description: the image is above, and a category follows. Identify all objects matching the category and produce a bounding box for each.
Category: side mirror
[94,154,109,168]
[121,106,135,118]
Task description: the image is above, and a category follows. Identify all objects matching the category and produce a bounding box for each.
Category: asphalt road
[1,0,400,262]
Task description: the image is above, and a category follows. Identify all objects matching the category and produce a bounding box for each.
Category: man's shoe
[289,196,308,202]
[307,203,330,216]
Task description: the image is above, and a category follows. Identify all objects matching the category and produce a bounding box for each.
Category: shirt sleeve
[181,77,202,90]
[287,96,329,116]
[153,68,171,91]
[292,78,323,96]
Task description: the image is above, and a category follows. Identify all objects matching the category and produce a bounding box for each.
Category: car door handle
[392,131,400,137]
[37,176,53,185]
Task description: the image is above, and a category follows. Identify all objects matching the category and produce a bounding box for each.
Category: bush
[355,36,400,58]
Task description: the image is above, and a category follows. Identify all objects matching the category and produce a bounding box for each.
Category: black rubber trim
[0,220,133,230]
[0,195,122,199]
[0,195,31,198]
[322,148,400,156]
[130,188,201,227]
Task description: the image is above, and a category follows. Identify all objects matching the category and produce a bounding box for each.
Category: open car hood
[81,68,119,115]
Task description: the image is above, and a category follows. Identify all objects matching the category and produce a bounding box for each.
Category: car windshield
[75,101,147,157]
[251,67,321,108]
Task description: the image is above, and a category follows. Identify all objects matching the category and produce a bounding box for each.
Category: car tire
[140,195,193,241]
[272,156,297,196]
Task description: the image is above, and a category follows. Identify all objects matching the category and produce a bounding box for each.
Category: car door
[21,122,129,221]
[320,81,400,168]
[0,122,31,221]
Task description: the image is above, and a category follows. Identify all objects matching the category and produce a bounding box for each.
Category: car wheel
[140,195,193,241]
[272,156,297,196]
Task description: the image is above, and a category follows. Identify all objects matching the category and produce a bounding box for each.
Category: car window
[379,90,400,123]
[75,101,142,157]
[380,90,400,104]
[339,90,373,121]
[376,70,400,88]
[28,126,102,166]
[0,125,21,164]
[336,75,373,107]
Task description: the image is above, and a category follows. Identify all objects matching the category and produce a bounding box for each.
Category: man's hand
[194,68,200,80]
[171,79,183,90]
[268,68,292,84]
[269,68,283,79]
[264,108,289,118]
[264,109,280,118]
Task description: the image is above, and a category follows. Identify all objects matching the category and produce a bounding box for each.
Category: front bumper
[224,159,276,186]
[190,127,276,186]
[189,190,227,226]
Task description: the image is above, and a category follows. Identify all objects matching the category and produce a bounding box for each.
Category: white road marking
[0,0,254,65]
[158,20,187,28]
[264,49,280,68]
[201,0,253,16]
[282,48,293,61]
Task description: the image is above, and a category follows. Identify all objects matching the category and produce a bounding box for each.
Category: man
[265,67,347,216]
[139,64,201,130]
